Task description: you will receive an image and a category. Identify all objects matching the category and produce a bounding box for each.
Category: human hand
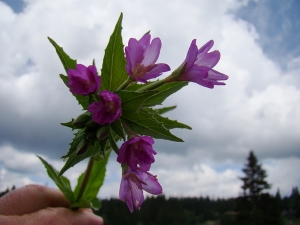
[0,184,103,225]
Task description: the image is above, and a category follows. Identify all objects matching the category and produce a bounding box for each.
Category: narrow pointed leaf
[60,118,76,130]
[37,156,75,203]
[122,109,183,142]
[145,108,192,130]
[48,37,76,73]
[61,129,86,159]
[117,90,156,111]
[143,81,188,106]
[155,105,177,115]
[100,13,128,91]
[59,141,102,176]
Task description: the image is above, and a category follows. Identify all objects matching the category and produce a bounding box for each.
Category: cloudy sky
[0,0,300,199]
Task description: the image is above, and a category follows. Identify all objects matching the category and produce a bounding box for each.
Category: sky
[0,0,300,199]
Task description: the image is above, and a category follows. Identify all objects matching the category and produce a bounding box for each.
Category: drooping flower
[117,136,156,172]
[119,167,162,212]
[177,40,228,88]
[88,90,121,125]
[125,33,171,83]
[67,64,101,95]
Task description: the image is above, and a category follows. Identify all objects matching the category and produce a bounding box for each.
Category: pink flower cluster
[67,64,121,125]
[66,33,228,212]
[117,136,162,212]
[125,34,228,88]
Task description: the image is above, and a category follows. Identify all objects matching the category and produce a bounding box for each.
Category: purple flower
[178,40,228,88]
[125,33,171,83]
[119,167,162,212]
[67,64,101,95]
[117,136,156,172]
[88,90,121,125]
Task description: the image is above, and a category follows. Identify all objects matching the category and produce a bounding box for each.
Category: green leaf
[61,118,76,130]
[143,81,188,106]
[48,37,76,73]
[59,75,90,109]
[70,198,90,209]
[37,156,75,203]
[122,109,184,142]
[125,80,157,91]
[117,90,157,112]
[100,13,128,91]
[109,131,120,154]
[145,108,192,130]
[91,197,101,210]
[61,129,86,159]
[74,151,111,203]
[111,119,126,140]
[59,139,109,176]
[155,105,177,115]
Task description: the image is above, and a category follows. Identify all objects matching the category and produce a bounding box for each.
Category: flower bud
[76,139,89,155]
[96,125,110,140]
[73,112,91,128]
[85,118,98,128]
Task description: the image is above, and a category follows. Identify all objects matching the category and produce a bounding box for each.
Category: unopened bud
[96,125,110,140]
[76,139,89,155]
[85,118,98,128]
[73,112,91,128]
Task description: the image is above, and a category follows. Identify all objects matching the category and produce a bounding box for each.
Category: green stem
[116,77,134,91]
[76,157,95,202]
[137,79,166,91]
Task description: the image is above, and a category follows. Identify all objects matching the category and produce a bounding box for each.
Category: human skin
[0,184,103,225]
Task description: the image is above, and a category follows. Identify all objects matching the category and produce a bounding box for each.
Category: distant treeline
[94,187,300,225]
[1,185,299,224]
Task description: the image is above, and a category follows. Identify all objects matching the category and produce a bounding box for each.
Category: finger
[0,207,104,225]
[0,184,70,215]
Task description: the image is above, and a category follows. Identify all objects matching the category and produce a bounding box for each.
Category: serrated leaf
[100,13,128,91]
[145,108,192,130]
[74,150,111,203]
[59,74,90,109]
[61,129,86,159]
[122,109,183,142]
[111,119,126,140]
[61,118,76,130]
[37,156,75,203]
[48,37,76,73]
[117,90,157,112]
[143,81,188,106]
[59,143,97,176]
[155,105,177,115]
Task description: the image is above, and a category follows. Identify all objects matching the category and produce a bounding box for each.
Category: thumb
[0,207,103,225]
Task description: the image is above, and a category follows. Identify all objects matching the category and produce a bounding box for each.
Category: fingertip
[80,209,104,225]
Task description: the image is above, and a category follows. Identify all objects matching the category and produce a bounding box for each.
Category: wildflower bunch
[39,13,228,212]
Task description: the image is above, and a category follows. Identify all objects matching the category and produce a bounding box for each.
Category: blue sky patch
[235,0,300,70]
[1,0,25,13]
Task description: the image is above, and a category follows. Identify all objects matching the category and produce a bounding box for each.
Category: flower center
[105,101,118,113]
[132,63,147,78]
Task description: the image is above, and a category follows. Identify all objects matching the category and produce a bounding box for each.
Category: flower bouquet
[39,13,228,213]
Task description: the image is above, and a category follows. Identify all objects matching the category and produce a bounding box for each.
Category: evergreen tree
[236,151,282,225]
[240,151,271,198]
